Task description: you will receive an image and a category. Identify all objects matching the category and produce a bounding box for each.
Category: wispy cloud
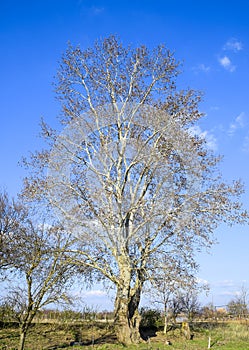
[228,112,247,135]
[210,106,220,111]
[196,277,209,286]
[192,63,211,74]
[193,38,243,75]
[84,290,107,297]
[188,125,218,151]
[219,290,238,297]
[215,280,236,288]
[242,133,249,153]
[223,38,243,52]
[218,38,243,72]
[218,56,236,72]
[90,6,104,15]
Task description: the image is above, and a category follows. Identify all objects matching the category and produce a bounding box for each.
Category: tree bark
[19,329,27,350]
[164,314,168,334]
[163,301,169,334]
[114,284,142,344]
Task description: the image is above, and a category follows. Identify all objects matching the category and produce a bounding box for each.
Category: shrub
[139,308,162,329]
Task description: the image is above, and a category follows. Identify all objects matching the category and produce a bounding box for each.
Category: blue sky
[0,0,249,309]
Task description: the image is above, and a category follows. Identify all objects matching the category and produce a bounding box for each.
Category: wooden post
[208,335,211,349]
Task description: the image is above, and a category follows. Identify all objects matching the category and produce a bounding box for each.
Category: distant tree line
[1,286,248,328]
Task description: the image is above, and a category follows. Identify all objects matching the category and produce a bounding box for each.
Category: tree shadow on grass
[45,329,118,349]
[140,326,157,341]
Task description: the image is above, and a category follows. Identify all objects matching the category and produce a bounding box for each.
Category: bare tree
[0,192,77,350]
[145,254,197,333]
[147,277,178,334]
[227,285,249,318]
[21,36,248,344]
[170,294,184,324]
[4,221,77,350]
[0,190,27,270]
[178,289,201,322]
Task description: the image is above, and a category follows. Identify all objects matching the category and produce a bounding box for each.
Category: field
[1,320,249,350]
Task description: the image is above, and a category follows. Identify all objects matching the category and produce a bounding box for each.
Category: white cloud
[218,56,236,72]
[204,133,218,151]
[188,125,218,151]
[219,290,237,297]
[218,288,245,298]
[196,277,209,286]
[215,280,236,288]
[223,38,243,52]
[84,290,107,297]
[192,63,211,74]
[228,112,247,135]
[70,289,107,298]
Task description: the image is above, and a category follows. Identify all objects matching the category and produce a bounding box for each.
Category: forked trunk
[18,317,33,350]
[114,284,142,344]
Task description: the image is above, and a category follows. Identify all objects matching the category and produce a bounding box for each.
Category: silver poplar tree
[22,36,248,344]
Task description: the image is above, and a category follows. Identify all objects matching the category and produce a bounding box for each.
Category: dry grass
[0,320,249,349]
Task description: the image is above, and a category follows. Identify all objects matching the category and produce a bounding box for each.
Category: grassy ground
[0,320,249,349]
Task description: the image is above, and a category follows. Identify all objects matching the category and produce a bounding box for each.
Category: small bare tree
[0,190,27,270]
[145,254,197,333]
[149,278,178,334]
[0,192,77,350]
[21,36,248,344]
[178,289,201,322]
[227,285,249,318]
[4,222,77,350]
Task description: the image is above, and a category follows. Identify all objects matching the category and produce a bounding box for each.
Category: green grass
[0,320,249,349]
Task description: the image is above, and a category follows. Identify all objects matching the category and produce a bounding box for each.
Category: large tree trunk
[114,284,142,344]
